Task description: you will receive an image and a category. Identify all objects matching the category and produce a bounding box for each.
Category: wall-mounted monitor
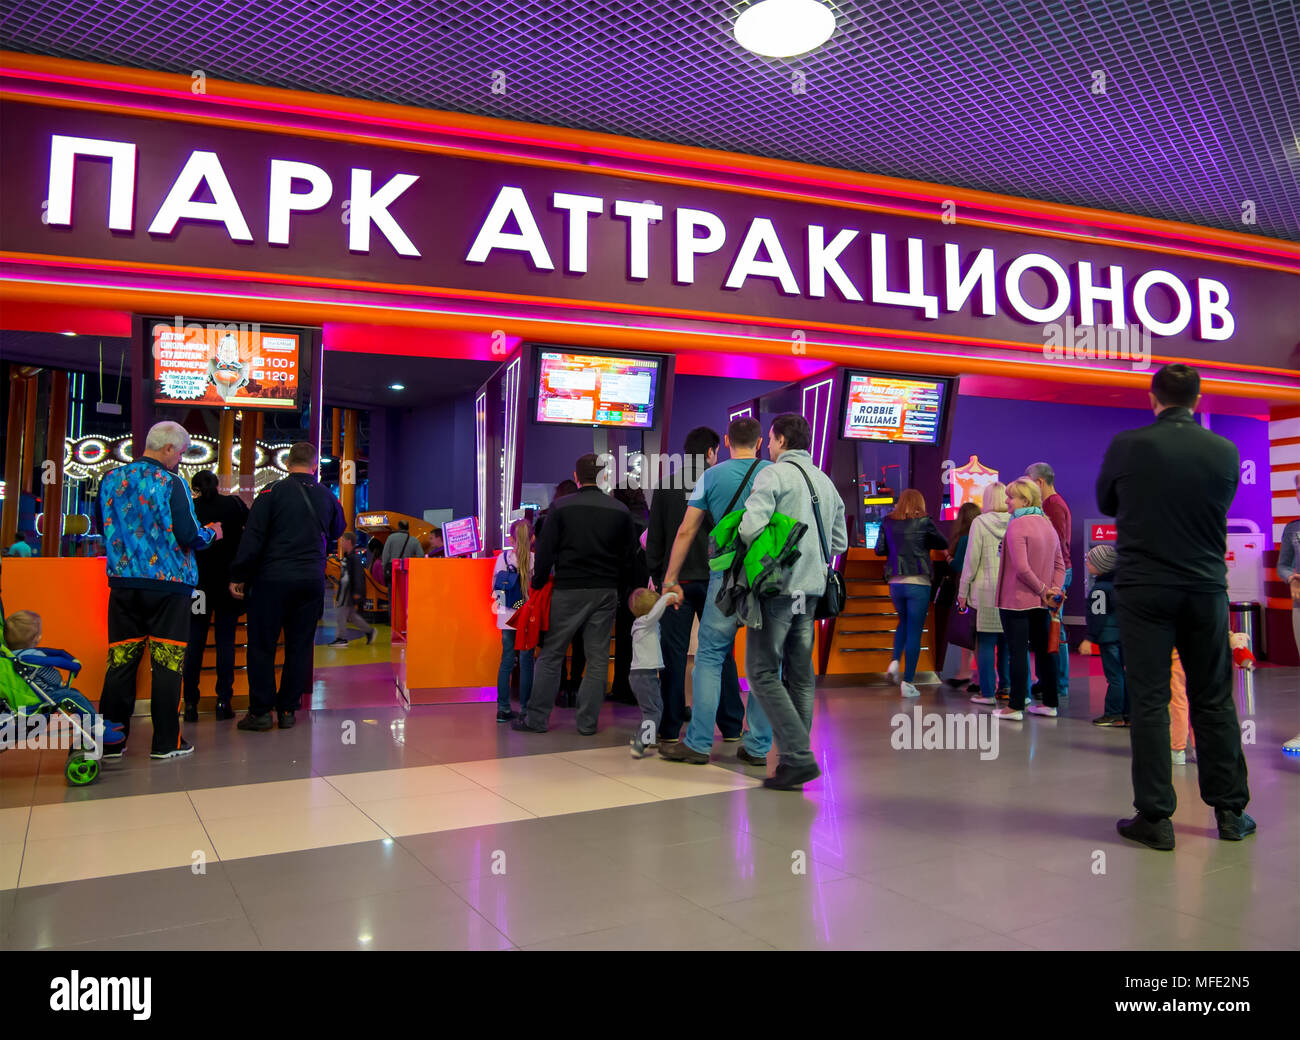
[533,347,663,429]
[148,317,303,411]
[841,370,950,445]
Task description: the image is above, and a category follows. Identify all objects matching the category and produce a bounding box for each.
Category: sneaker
[237,712,274,732]
[214,703,236,721]
[277,711,296,729]
[1171,749,1186,766]
[629,741,649,759]
[886,659,900,683]
[102,741,127,760]
[966,683,981,694]
[995,688,1011,701]
[659,741,709,764]
[496,709,516,723]
[901,681,920,699]
[1282,734,1300,753]
[992,707,1023,721]
[944,676,967,688]
[763,761,821,790]
[737,746,767,766]
[328,638,349,648]
[1214,809,1257,841]
[510,716,546,733]
[1117,814,1175,851]
[1027,704,1057,717]
[151,738,194,760]
[1093,714,1125,726]
[365,629,376,646]
[183,704,199,723]
[969,694,997,706]
[660,736,680,744]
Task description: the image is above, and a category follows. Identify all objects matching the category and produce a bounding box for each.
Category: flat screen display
[150,319,301,410]
[862,521,882,550]
[842,371,947,444]
[534,349,660,428]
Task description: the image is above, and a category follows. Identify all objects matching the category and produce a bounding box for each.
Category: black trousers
[99,587,192,754]
[183,594,240,708]
[1000,608,1058,710]
[1116,584,1249,821]
[246,579,323,716]
[611,591,634,698]
[658,578,743,741]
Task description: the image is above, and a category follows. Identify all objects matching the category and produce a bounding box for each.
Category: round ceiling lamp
[734,0,836,58]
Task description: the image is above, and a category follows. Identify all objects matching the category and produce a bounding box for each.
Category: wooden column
[41,370,69,557]
[341,407,358,528]
[2,371,29,550]
[217,409,235,492]
[20,375,38,494]
[332,407,342,458]
[237,408,259,506]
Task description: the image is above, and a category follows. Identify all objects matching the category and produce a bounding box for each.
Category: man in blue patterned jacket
[96,421,222,760]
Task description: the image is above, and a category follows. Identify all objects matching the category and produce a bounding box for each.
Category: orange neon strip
[5,250,1298,381]
[2,51,1297,270]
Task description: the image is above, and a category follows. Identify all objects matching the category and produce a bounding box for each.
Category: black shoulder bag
[287,476,329,552]
[785,460,845,618]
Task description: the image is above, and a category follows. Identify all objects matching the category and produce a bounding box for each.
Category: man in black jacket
[1096,364,1252,850]
[514,453,638,735]
[646,425,745,744]
[231,441,346,731]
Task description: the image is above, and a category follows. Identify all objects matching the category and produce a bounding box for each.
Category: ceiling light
[388,383,406,391]
[61,331,77,336]
[320,455,332,464]
[735,0,836,58]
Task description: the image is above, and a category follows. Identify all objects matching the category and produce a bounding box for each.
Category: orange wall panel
[1,558,110,699]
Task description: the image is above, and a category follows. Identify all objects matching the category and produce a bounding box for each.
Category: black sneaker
[237,712,274,732]
[102,741,127,760]
[966,683,981,694]
[151,738,195,760]
[737,746,767,766]
[365,629,376,646]
[1093,714,1125,727]
[183,704,199,723]
[511,716,546,733]
[328,638,349,648]
[496,709,516,723]
[1117,814,1175,851]
[277,711,296,729]
[944,677,967,688]
[214,703,236,721]
[659,741,709,764]
[763,761,821,790]
[1215,809,1257,841]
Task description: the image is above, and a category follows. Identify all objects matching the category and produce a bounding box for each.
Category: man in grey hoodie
[737,413,848,790]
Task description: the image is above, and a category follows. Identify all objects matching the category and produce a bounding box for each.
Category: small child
[4,610,124,744]
[1082,544,1128,727]
[627,584,680,758]
[1169,649,1193,765]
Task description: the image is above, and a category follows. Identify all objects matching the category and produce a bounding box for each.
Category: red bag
[509,580,552,651]
[1047,615,1061,654]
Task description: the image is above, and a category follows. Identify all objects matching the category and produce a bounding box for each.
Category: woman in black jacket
[875,488,948,698]
[183,470,249,721]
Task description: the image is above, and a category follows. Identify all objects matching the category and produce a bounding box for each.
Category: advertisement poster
[442,516,482,558]
[950,456,1000,514]
[536,351,658,428]
[151,320,300,410]
[843,372,945,444]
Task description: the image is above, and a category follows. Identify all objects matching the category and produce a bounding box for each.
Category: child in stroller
[1,609,122,785]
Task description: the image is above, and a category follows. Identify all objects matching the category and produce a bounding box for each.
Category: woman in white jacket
[957,482,1011,705]
[493,519,535,723]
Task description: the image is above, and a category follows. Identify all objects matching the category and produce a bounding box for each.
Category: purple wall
[950,395,1269,618]
[376,396,478,519]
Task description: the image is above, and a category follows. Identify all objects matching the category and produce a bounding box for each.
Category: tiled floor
[1,660,1296,950]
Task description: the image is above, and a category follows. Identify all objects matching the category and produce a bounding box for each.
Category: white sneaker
[969,694,997,706]
[992,707,1024,721]
[629,740,647,759]
[1027,705,1058,717]
[886,659,900,683]
[1283,734,1300,753]
[1171,749,1186,765]
[901,681,920,698]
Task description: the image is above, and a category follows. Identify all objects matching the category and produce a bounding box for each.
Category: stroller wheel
[65,753,99,787]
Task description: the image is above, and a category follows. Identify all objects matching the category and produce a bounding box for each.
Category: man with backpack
[381,519,424,578]
[737,414,848,790]
[230,441,345,731]
[660,417,773,766]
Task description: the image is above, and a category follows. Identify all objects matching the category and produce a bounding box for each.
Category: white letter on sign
[47,135,137,231]
[349,169,420,257]
[267,160,333,245]
[675,208,726,284]
[466,186,552,269]
[1005,252,1071,323]
[1197,278,1235,341]
[807,225,862,301]
[943,244,995,316]
[1132,270,1192,336]
[1076,261,1127,329]
[725,217,800,294]
[148,151,253,241]
[870,234,938,318]
[551,192,603,273]
[612,200,663,280]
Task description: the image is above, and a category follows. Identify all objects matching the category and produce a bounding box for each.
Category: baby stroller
[0,597,109,786]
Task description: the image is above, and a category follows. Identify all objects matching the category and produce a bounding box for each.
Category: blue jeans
[889,583,931,683]
[975,631,1010,694]
[496,629,534,711]
[1055,567,1072,694]
[686,572,773,756]
[745,595,816,769]
[1099,640,1128,717]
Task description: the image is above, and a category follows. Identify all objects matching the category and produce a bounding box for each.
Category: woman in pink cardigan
[993,477,1065,721]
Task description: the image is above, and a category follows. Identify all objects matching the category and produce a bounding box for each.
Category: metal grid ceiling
[2,0,1297,240]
